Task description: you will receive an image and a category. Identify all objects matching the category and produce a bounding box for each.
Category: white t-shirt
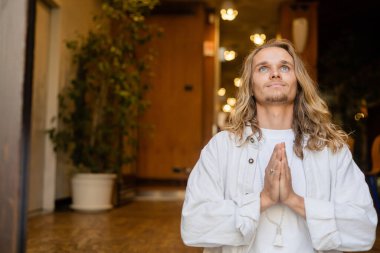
[250,128,314,253]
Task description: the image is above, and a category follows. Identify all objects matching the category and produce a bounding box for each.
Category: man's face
[251,47,297,105]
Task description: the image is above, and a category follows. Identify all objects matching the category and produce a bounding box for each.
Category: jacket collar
[233,125,261,147]
[242,125,254,142]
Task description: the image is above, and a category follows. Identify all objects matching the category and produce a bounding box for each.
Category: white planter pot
[70,173,116,212]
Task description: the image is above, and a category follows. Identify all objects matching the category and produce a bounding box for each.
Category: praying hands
[260,143,306,217]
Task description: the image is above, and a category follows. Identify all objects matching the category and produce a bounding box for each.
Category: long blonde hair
[224,39,348,158]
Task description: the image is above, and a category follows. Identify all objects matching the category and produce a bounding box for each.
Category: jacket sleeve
[181,134,261,247]
[304,146,378,251]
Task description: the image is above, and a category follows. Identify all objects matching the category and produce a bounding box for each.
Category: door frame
[0,0,35,251]
[39,0,61,212]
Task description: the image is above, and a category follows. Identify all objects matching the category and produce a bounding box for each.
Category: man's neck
[256,103,294,130]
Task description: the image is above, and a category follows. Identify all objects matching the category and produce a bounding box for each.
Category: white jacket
[181,128,377,253]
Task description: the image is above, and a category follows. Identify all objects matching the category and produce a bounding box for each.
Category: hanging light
[220,1,238,21]
[292,17,308,53]
[234,77,241,87]
[219,47,236,62]
[227,97,237,106]
[217,88,226,96]
[222,104,232,112]
[250,33,266,46]
[223,50,236,61]
[354,113,366,121]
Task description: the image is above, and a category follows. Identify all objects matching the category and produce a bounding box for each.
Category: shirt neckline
[261,128,294,140]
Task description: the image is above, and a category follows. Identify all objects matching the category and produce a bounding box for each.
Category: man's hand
[279,144,305,218]
[260,143,306,218]
[279,145,295,204]
[260,143,283,212]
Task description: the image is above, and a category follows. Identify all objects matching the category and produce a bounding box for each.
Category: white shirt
[181,127,377,253]
[252,128,313,253]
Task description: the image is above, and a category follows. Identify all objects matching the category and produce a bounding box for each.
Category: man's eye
[280,65,290,72]
[258,66,268,73]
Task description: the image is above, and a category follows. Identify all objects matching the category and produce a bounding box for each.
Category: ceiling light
[217,88,226,96]
[220,1,238,21]
[250,33,266,46]
[234,77,241,87]
[292,17,308,53]
[354,112,365,121]
[227,97,237,106]
[224,50,236,61]
[222,104,232,112]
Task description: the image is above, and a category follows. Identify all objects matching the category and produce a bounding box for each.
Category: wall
[29,0,101,210]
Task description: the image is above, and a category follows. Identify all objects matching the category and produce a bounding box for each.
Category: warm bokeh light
[354,112,366,121]
[217,88,226,96]
[220,8,238,21]
[224,50,236,61]
[222,104,232,112]
[250,33,266,46]
[234,77,241,87]
[227,97,237,106]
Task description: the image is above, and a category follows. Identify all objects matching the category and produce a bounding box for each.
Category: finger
[280,143,285,161]
[278,144,285,175]
[280,159,290,186]
[264,163,274,178]
[268,166,276,177]
[283,143,288,165]
[280,145,287,178]
[287,160,292,180]
[268,144,279,165]
[266,162,276,178]
[266,144,280,175]
[274,143,282,161]
[278,159,283,181]
[274,160,282,179]
[283,157,289,179]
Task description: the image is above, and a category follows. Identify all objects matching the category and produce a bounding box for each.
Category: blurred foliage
[49,0,160,174]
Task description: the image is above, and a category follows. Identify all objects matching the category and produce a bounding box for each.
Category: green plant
[49,0,160,174]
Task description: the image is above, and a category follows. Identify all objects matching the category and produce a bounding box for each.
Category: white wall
[29,0,101,212]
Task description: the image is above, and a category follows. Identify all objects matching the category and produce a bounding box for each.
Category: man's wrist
[260,191,275,212]
[283,193,306,218]
[283,193,298,207]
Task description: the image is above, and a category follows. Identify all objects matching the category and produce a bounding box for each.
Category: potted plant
[49,0,159,211]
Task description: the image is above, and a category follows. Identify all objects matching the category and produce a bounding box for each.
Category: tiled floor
[27,200,201,253]
[27,199,380,253]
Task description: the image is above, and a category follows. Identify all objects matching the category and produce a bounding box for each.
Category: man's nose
[270,69,280,79]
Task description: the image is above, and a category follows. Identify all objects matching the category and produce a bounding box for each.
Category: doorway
[28,0,60,213]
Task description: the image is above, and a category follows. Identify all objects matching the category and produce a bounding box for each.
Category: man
[181,39,377,253]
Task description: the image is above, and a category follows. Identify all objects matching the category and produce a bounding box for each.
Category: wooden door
[138,4,209,180]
